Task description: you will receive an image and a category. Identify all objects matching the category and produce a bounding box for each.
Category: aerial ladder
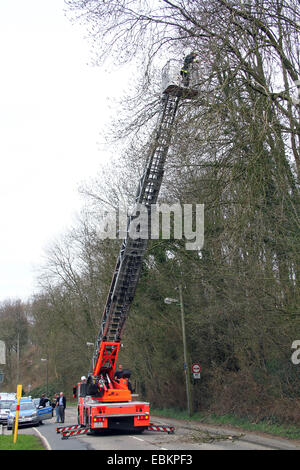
[59,60,199,439]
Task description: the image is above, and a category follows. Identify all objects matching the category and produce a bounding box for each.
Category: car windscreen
[10,402,35,412]
[0,401,14,409]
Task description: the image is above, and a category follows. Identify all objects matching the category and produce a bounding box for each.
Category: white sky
[0,0,129,303]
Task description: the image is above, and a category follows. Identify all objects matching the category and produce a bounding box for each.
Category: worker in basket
[180,51,199,87]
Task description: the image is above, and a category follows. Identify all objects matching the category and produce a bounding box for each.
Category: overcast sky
[0,0,129,303]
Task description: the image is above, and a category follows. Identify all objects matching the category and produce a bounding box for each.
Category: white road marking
[132,436,168,450]
[33,427,52,450]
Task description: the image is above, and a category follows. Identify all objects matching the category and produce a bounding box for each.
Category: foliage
[152,408,300,440]
[1,0,299,423]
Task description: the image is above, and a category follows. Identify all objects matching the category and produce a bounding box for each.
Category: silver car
[7,399,40,430]
[0,399,15,424]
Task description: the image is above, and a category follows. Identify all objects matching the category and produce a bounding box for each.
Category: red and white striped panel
[56,424,83,434]
[148,423,175,433]
[61,428,90,439]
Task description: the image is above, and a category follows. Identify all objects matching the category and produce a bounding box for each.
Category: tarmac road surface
[7,406,300,451]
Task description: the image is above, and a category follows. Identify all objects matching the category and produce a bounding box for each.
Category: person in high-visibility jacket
[180,51,199,86]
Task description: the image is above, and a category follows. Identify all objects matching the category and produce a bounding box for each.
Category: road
[11,406,300,452]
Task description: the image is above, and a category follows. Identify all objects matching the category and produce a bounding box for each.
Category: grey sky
[0,0,128,302]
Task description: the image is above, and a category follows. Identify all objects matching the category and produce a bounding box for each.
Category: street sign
[192,363,202,374]
[193,372,201,379]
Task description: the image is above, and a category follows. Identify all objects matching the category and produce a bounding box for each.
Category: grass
[151,408,300,440]
[0,434,45,450]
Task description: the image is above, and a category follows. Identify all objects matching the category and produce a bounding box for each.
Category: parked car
[0,393,16,400]
[7,397,53,430]
[0,399,15,424]
[7,399,40,430]
[32,397,53,420]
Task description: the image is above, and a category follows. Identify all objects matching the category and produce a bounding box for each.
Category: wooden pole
[178,284,193,417]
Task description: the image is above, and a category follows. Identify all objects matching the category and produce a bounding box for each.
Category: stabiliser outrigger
[57,60,199,440]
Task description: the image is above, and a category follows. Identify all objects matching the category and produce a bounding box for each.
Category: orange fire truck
[61,60,199,439]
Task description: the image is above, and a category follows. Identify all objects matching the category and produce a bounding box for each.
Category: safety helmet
[81,376,87,381]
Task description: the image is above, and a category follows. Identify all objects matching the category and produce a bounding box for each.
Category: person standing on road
[39,393,50,425]
[57,392,66,423]
[53,393,60,423]
[39,393,49,407]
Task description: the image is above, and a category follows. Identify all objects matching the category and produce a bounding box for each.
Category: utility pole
[16,333,20,386]
[41,357,49,396]
[0,340,5,392]
[46,356,48,396]
[178,284,193,417]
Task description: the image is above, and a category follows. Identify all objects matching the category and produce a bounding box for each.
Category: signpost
[13,384,22,444]
[192,363,202,380]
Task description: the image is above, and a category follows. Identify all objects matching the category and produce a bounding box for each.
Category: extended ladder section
[91,93,180,375]
[90,62,199,377]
